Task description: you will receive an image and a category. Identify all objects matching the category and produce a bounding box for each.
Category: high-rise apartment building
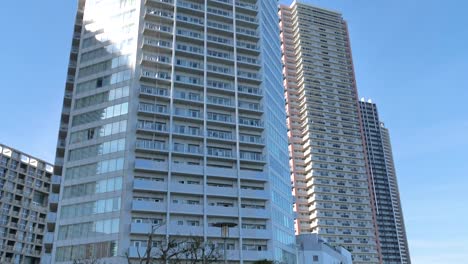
[0,144,54,264]
[46,0,295,263]
[279,2,381,263]
[42,1,85,263]
[359,99,411,263]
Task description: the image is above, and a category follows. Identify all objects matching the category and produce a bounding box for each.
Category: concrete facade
[280,1,381,263]
[296,234,352,264]
[0,144,54,264]
[47,0,295,263]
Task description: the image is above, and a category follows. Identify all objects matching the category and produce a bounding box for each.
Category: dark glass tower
[359,99,411,264]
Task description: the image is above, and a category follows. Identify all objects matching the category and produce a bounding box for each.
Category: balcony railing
[238,118,263,128]
[140,86,169,97]
[136,140,167,151]
[240,151,265,162]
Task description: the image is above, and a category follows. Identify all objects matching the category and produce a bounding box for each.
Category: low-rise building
[296,234,352,264]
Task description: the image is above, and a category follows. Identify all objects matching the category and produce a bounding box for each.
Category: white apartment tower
[280,2,381,263]
[45,0,296,263]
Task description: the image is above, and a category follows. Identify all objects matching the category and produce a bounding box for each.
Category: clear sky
[0,1,467,263]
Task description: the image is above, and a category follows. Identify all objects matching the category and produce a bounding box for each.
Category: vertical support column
[165,0,179,240]
[202,0,209,243]
[232,1,244,263]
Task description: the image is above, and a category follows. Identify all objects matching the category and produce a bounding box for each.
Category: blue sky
[0,1,467,263]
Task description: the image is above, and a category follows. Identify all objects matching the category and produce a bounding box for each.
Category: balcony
[136,140,168,153]
[239,151,265,163]
[46,212,57,230]
[175,43,204,58]
[55,157,64,166]
[206,148,235,160]
[235,0,258,11]
[243,250,272,261]
[128,246,157,258]
[138,103,169,116]
[177,27,204,43]
[237,40,260,56]
[238,118,263,129]
[206,50,234,65]
[177,1,204,14]
[51,175,61,186]
[242,228,271,239]
[137,121,168,134]
[142,53,172,68]
[206,79,234,93]
[56,139,66,149]
[143,22,173,38]
[171,183,203,195]
[236,13,258,26]
[241,208,268,219]
[237,70,262,83]
[176,14,204,28]
[145,8,174,21]
[169,224,203,236]
[207,6,233,20]
[240,189,269,200]
[239,170,267,181]
[141,69,171,83]
[238,101,263,113]
[207,20,233,35]
[134,179,167,192]
[130,222,166,235]
[140,85,169,98]
[44,232,54,244]
[206,131,235,143]
[41,254,52,264]
[173,108,203,121]
[206,186,237,198]
[207,114,234,125]
[225,250,241,261]
[207,205,238,217]
[132,200,167,213]
[236,27,259,41]
[206,166,237,179]
[170,203,203,215]
[207,226,240,238]
[237,55,261,70]
[48,194,59,204]
[59,123,68,132]
[239,134,264,145]
[142,37,172,52]
[173,91,203,104]
[207,97,235,109]
[172,128,203,139]
[238,85,262,97]
[147,0,173,7]
[172,163,203,175]
[134,159,169,172]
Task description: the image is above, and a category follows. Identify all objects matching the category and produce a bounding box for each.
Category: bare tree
[184,236,223,264]
[252,260,280,264]
[126,227,222,264]
[73,259,106,264]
